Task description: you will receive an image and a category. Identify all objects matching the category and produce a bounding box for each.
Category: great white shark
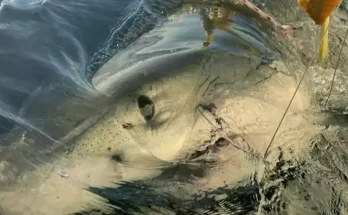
[1,1,348,215]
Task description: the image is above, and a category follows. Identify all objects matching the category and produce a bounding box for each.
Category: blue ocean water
[0,0,181,141]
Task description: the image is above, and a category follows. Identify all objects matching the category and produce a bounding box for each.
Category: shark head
[2,2,347,215]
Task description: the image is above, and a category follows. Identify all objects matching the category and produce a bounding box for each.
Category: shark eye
[137,95,155,121]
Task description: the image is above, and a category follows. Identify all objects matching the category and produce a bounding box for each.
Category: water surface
[1,0,348,215]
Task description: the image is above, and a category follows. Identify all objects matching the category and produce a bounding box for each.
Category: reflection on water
[186,4,272,57]
[200,7,235,48]
[1,1,348,215]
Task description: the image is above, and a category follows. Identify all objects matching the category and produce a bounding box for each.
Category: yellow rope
[319,16,330,62]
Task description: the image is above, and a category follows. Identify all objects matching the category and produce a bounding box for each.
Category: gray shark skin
[1,2,348,215]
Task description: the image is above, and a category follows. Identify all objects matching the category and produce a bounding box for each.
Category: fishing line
[324,28,348,106]
[263,1,343,159]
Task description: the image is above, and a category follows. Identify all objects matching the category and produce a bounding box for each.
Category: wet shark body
[1,1,348,215]
[79,3,348,214]
[0,41,279,215]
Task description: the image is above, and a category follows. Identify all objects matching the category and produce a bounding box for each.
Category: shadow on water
[73,152,306,215]
[74,181,258,215]
[73,130,348,215]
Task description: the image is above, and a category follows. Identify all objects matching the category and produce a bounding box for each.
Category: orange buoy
[297,0,341,62]
[297,0,340,25]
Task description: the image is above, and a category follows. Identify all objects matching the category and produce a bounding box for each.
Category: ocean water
[0,0,182,140]
[0,0,348,214]
[0,0,181,190]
